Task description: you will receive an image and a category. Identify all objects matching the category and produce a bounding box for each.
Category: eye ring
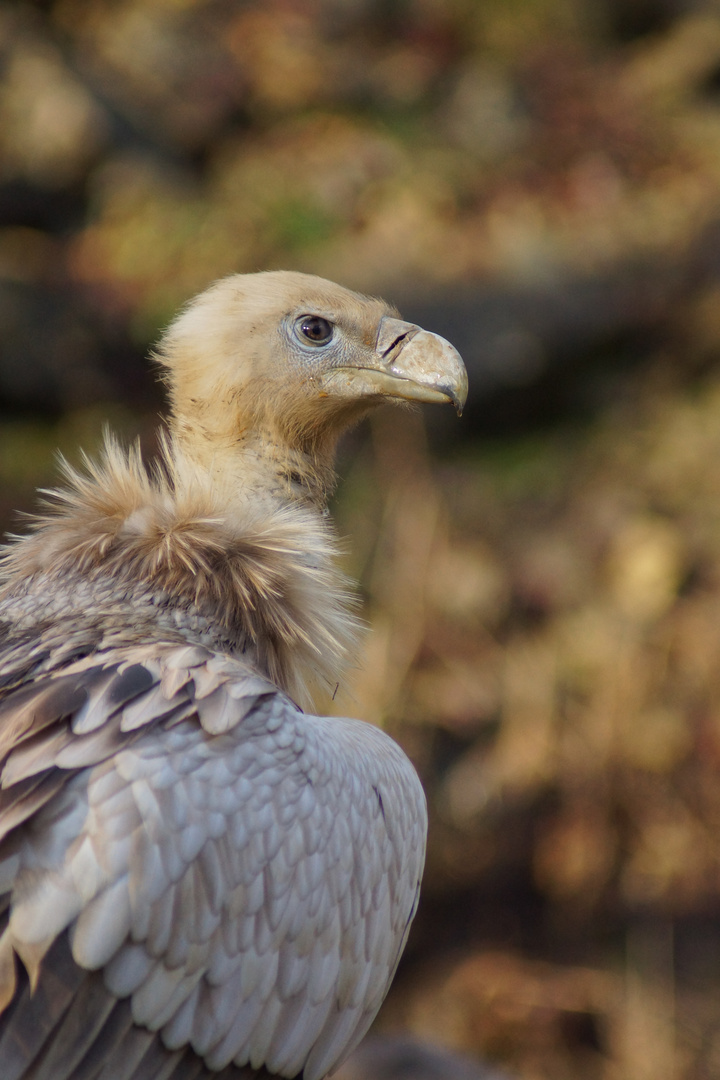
[295,315,334,346]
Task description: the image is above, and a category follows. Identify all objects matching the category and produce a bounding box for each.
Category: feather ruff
[0,436,361,709]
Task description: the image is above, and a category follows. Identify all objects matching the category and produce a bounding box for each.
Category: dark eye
[296,315,333,345]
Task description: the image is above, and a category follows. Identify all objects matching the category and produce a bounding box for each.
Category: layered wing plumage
[0,643,426,1080]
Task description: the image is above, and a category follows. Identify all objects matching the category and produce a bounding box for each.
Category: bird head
[156,271,467,503]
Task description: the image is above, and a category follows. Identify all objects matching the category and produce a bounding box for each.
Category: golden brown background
[4,1,720,1077]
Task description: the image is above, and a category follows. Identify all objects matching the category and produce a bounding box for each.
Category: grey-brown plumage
[0,272,467,1080]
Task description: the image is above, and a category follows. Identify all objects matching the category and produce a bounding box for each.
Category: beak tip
[442,371,468,417]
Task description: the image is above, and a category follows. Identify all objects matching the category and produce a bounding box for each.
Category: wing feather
[0,935,84,1080]
[29,970,118,1080]
[71,876,132,970]
[72,664,157,736]
[0,641,427,1080]
[0,677,90,762]
[0,773,67,845]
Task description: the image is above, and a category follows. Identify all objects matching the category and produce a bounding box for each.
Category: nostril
[381,333,410,359]
[375,317,421,358]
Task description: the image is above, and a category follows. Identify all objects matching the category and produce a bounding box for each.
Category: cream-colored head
[156,270,467,505]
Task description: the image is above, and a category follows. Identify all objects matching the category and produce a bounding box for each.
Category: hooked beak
[321,316,468,416]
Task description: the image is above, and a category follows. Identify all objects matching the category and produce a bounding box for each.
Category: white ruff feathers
[0,435,360,709]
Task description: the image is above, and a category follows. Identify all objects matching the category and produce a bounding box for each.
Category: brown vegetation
[4,1,720,1076]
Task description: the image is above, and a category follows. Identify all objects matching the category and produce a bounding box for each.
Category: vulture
[0,271,467,1080]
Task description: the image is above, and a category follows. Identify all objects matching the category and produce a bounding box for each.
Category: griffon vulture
[0,271,467,1080]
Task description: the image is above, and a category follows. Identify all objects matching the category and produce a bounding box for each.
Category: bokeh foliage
[4,1,720,1078]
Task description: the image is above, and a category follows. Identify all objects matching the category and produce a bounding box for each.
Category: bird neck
[170,416,339,513]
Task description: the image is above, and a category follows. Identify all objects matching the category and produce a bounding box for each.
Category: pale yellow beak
[321,317,468,416]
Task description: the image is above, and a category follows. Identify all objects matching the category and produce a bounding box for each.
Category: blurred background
[4,0,720,1077]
